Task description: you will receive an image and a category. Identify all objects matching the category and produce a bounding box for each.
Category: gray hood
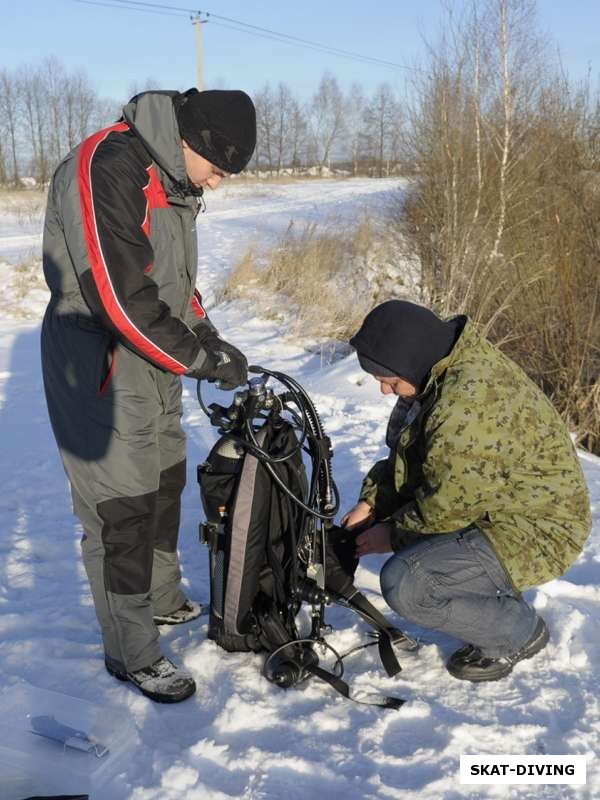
[122,91,188,191]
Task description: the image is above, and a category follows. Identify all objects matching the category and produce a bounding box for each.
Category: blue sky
[2,0,598,103]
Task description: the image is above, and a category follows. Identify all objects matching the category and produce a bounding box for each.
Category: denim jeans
[380,528,538,657]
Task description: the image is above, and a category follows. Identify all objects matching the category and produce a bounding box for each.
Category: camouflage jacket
[359,319,592,590]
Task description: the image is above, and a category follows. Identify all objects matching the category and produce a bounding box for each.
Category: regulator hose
[259,367,336,514]
[196,367,339,520]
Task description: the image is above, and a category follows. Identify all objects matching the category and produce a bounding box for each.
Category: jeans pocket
[464,530,515,596]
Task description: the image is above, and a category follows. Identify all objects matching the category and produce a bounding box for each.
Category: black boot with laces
[446,617,549,682]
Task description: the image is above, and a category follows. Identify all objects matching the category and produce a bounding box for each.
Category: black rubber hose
[282,374,337,514]
[262,459,337,520]
[276,370,339,517]
[197,368,339,519]
[196,377,308,464]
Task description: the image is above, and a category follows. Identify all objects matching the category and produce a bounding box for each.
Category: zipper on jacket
[178,207,195,318]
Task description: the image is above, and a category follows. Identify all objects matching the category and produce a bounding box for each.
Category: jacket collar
[422,315,474,391]
[122,91,191,198]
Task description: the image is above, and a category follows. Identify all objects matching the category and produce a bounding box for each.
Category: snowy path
[0,179,598,799]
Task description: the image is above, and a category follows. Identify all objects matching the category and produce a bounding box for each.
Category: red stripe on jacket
[141,164,169,237]
[191,289,206,319]
[78,123,188,374]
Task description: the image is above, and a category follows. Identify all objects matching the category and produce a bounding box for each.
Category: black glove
[187,332,248,390]
[212,347,249,390]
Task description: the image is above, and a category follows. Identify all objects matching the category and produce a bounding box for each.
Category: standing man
[41,88,256,702]
[344,300,591,682]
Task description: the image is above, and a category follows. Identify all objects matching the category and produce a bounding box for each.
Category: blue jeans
[380,528,538,657]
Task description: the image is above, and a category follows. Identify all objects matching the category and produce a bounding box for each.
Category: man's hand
[187,332,248,389]
[340,500,375,530]
[355,523,393,557]
[212,347,248,390]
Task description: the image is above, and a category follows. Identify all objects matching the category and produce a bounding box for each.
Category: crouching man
[343,300,591,682]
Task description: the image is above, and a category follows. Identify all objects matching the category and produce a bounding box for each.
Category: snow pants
[380,528,539,657]
[42,310,188,672]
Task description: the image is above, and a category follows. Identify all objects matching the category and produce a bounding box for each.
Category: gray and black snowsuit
[41,91,216,673]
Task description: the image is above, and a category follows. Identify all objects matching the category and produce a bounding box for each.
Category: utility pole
[191,14,207,91]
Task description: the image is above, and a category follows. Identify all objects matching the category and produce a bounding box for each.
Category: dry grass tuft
[12,257,46,299]
[0,188,47,225]
[0,255,48,319]
[223,217,404,343]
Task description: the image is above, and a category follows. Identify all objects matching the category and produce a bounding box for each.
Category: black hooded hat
[349,300,465,389]
[174,88,256,174]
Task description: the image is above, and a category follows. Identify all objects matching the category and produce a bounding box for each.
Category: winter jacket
[42,90,213,374]
[359,319,592,590]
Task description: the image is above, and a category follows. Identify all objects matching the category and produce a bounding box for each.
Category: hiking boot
[446,617,549,682]
[106,656,196,703]
[153,599,203,626]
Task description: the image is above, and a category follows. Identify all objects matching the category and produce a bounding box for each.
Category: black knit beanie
[350,300,465,389]
[174,88,256,174]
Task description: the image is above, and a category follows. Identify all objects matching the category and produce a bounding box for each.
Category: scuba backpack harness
[197,367,418,710]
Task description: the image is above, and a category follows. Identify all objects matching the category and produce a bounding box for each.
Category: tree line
[0,57,119,186]
[0,62,402,185]
[252,75,402,176]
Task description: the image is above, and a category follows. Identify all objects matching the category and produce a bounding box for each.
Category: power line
[76,0,188,17]
[198,19,404,69]
[75,0,419,73]
[204,19,410,71]
[115,0,415,71]
[75,0,187,18]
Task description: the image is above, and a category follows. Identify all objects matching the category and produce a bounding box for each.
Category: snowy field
[0,178,598,799]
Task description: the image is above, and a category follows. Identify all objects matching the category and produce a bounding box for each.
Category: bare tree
[288,98,309,173]
[20,68,38,180]
[256,83,297,175]
[0,139,7,185]
[74,73,97,142]
[42,56,68,167]
[387,101,405,174]
[255,84,277,174]
[31,66,51,183]
[403,0,547,309]
[364,83,401,177]
[65,75,80,152]
[0,68,21,185]
[310,73,346,174]
[92,95,121,131]
[484,0,544,260]
[273,83,295,174]
[345,83,368,175]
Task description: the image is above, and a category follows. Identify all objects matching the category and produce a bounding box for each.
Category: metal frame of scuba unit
[196,366,416,709]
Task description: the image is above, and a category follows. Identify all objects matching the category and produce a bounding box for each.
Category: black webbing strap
[334,591,418,678]
[348,592,418,650]
[347,593,402,677]
[377,631,402,678]
[306,663,406,710]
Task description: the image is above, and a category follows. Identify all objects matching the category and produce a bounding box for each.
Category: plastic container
[0,681,138,799]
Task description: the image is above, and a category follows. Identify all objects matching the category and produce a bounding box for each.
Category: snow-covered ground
[0,179,598,799]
